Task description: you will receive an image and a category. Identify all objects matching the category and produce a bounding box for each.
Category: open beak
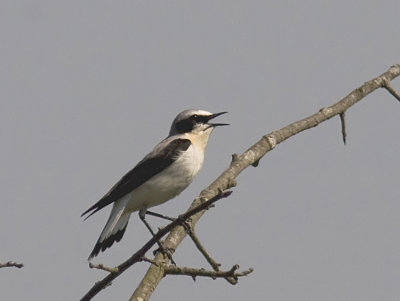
[207,111,229,127]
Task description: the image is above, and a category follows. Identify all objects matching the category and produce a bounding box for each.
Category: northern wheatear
[82,109,228,259]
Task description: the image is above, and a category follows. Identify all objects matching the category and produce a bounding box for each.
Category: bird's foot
[176,215,193,233]
[153,244,176,265]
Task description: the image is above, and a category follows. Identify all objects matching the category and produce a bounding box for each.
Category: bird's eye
[190,114,208,124]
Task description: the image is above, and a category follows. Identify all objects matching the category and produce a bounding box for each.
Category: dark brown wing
[81,138,191,218]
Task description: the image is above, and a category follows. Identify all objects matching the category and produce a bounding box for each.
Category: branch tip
[221,190,232,198]
[89,262,119,273]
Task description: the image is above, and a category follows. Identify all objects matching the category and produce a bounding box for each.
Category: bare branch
[80,64,400,301]
[0,261,24,269]
[130,64,400,301]
[164,264,254,284]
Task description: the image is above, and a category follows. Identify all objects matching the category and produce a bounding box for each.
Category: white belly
[124,144,204,212]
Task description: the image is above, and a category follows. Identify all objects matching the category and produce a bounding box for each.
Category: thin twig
[339,112,347,145]
[164,264,253,284]
[187,229,238,284]
[382,78,400,101]
[0,261,24,269]
[187,229,221,271]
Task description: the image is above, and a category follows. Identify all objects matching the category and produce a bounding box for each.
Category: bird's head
[169,109,228,136]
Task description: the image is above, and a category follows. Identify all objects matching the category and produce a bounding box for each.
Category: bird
[82,109,228,260]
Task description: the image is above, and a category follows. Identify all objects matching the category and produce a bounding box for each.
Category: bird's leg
[138,209,176,264]
[145,210,176,222]
[145,210,192,233]
[139,209,158,237]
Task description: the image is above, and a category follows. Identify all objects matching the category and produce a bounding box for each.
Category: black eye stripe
[191,115,209,123]
[173,114,210,134]
[175,119,194,133]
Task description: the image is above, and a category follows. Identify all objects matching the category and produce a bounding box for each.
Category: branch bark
[129,64,400,301]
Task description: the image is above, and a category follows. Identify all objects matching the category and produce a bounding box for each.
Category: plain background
[1,1,399,300]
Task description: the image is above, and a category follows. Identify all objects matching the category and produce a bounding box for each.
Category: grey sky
[1,1,399,300]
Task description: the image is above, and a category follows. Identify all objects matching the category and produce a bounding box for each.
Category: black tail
[88,224,128,260]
